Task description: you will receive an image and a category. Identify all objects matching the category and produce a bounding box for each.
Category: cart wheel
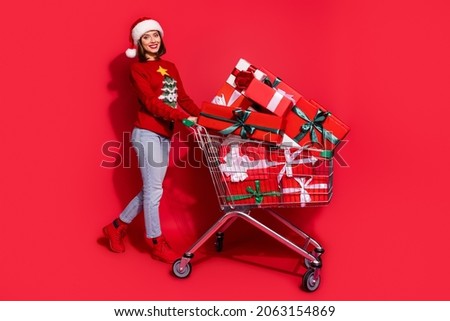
[304,255,322,269]
[214,232,224,252]
[301,269,320,292]
[172,259,192,279]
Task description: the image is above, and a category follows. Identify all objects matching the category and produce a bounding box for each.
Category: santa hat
[125,17,164,58]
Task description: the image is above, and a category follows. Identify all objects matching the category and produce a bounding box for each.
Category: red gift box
[226,58,267,89]
[310,158,333,176]
[243,77,294,117]
[259,66,303,104]
[280,134,334,160]
[219,141,271,182]
[267,147,317,182]
[212,82,253,109]
[226,179,281,206]
[225,58,293,117]
[198,102,285,144]
[280,175,332,206]
[284,97,350,152]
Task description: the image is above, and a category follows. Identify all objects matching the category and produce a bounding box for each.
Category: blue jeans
[119,127,170,238]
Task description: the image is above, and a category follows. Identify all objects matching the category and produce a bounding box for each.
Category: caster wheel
[214,232,224,252]
[301,269,321,292]
[304,255,322,269]
[172,259,192,279]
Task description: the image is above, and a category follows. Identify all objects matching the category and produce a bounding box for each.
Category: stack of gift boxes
[198,58,350,208]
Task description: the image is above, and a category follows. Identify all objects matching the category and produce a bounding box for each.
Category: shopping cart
[172,123,333,292]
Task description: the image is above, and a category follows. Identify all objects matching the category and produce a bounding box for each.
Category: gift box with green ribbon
[284,97,350,152]
[243,74,294,117]
[226,179,281,206]
[198,102,286,144]
[280,134,335,160]
[260,66,303,105]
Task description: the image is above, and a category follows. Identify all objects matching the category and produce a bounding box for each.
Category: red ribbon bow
[233,70,254,91]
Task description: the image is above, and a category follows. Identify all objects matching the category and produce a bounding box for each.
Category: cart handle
[182,118,196,127]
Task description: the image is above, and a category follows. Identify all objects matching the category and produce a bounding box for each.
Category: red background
[1,0,449,300]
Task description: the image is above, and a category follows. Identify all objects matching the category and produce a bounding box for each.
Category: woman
[103,17,200,264]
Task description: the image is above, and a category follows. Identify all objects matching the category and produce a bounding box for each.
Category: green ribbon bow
[226,180,281,205]
[199,109,282,139]
[263,77,282,89]
[291,106,340,146]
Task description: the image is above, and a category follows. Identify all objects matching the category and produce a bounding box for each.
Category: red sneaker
[146,235,179,264]
[103,219,128,253]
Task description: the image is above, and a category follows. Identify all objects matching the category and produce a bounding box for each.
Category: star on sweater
[156,66,169,77]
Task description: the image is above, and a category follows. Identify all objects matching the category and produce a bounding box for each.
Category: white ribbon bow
[274,87,296,104]
[212,90,243,107]
[219,144,273,182]
[219,144,250,182]
[276,148,318,183]
[282,176,328,207]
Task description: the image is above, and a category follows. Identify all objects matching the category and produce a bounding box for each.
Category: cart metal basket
[172,125,333,292]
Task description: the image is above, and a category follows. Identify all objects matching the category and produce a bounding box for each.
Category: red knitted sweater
[130,59,200,138]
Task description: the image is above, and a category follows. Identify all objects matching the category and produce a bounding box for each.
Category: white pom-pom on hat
[125,48,137,58]
[125,17,164,58]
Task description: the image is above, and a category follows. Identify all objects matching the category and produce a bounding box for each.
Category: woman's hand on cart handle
[182,116,198,127]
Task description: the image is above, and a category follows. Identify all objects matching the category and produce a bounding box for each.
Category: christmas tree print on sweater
[156,65,177,108]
